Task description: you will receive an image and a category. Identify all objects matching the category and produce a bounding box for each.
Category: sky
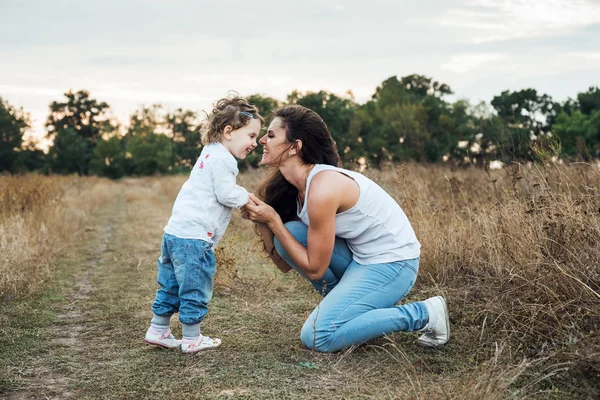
[1,0,600,148]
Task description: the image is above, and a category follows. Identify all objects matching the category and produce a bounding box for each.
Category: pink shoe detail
[144,328,181,349]
[181,334,222,354]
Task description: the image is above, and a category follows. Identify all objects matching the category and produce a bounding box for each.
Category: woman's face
[259,117,291,166]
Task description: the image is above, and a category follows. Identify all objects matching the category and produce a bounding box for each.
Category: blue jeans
[151,233,216,337]
[274,221,429,353]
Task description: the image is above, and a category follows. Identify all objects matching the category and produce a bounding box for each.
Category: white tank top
[297,164,421,265]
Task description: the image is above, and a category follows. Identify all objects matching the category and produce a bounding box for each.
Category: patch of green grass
[0,262,78,393]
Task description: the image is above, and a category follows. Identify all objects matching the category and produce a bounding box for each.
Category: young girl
[144,94,264,354]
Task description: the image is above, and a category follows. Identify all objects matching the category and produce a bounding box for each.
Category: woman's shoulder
[311,167,347,185]
[309,167,358,200]
[312,165,364,185]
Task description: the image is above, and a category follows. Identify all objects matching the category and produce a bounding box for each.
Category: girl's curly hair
[200,92,265,145]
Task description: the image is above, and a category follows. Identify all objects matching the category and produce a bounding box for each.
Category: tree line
[1,74,599,177]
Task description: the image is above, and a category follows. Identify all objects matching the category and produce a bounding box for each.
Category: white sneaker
[417,296,450,347]
[144,327,181,349]
[181,335,222,354]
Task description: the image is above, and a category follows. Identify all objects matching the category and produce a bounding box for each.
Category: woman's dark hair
[257,105,341,225]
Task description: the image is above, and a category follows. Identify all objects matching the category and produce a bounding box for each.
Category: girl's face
[222,118,261,159]
[259,117,291,166]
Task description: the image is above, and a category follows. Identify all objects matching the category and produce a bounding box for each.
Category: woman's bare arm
[266,188,337,280]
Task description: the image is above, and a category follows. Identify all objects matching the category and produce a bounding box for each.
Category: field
[1,163,599,399]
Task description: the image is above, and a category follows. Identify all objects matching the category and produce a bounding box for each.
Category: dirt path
[2,187,125,399]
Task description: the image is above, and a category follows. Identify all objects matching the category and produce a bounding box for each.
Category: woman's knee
[285,221,308,239]
[300,318,336,353]
[274,221,308,256]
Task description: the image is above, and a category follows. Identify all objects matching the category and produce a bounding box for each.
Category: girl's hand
[246,194,259,207]
[244,193,279,225]
[240,194,259,220]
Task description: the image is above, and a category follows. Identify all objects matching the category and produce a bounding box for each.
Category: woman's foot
[181,335,222,354]
[144,327,181,349]
[417,296,450,347]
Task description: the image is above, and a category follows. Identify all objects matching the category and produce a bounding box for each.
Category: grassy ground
[1,166,599,399]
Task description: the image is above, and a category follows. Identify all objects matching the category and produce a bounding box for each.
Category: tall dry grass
[365,161,600,388]
[2,162,598,395]
[0,174,113,297]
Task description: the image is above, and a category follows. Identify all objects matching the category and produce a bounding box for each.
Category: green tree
[46,128,91,175]
[164,109,202,170]
[549,87,600,159]
[372,77,411,108]
[399,74,453,102]
[125,106,173,175]
[349,100,429,165]
[351,75,456,165]
[89,134,127,179]
[491,89,557,136]
[385,103,430,162]
[348,100,386,164]
[455,102,498,167]
[422,96,457,162]
[0,97,30,172]
[577,87,600,115]
[45,90,112,175]
[19,144,46,172]
[490,89,559,161]
[553,110,600,160]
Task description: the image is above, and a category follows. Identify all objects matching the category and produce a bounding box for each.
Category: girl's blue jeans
[274,221,429,353]
[151,233,216,337]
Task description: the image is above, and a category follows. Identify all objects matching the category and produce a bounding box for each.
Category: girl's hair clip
[240,111,254,118]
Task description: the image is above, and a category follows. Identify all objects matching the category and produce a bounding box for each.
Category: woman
[243,105,449,353]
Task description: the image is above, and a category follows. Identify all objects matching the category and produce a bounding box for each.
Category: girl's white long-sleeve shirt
[164,142,249,248]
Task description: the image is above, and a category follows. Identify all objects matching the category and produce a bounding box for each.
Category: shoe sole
[182,342,222,354]
[144,338,179,349]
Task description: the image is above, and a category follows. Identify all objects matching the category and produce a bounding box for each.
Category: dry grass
[1,162,599,398]
[0,174,113,297]
[366,162,600,395]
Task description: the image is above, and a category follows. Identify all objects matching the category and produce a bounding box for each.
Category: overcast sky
[1,0,600,146]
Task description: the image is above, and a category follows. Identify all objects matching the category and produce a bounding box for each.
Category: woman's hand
[240,207,250,220]
[244,193,280,226]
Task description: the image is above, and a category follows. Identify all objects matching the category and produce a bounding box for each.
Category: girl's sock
[150,314,171,334]
[150,323,169,335]
[181,322,201,339]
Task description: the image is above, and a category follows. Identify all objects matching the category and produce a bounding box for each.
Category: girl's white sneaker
[144,328,181,349]
[181,335,222,354]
